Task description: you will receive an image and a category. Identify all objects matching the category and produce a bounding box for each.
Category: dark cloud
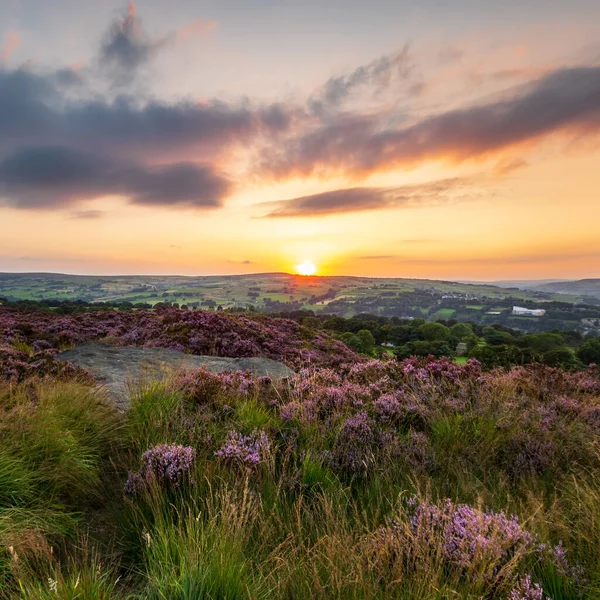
[0,37,293,211]
[263,66,600,178]
[309,45,413,111]
[261,178,469,217]
[2,6,600,218]
[99,2,168,84]
[0,68,293,161]
[0,146,231,209]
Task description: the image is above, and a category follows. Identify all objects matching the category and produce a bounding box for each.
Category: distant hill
[532,279,600,299]
[3,272,600,332]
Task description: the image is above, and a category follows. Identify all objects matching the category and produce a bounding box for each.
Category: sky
[1,0,600,280]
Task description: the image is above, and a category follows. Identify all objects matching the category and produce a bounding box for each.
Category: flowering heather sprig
[328,411,378,475]
[508,575,545,600]
[537,541,586,588]
[124,444,196,494]
[408,498,534,583]
[398,430,436,473]
[215,429,271,467]
[364,499,536,594]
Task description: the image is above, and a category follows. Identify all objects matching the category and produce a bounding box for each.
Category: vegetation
[2,305,600,598]
[3,273,600,337]
[1,354,600,598]
[274,311,596,370]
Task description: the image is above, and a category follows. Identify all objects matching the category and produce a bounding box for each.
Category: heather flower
[403,498,534,587]
[215,428,271,468]
[328,411,378,475]
[398,430,436,473]
[373,392,405,422]
[538,541,586,587]
[508,575,545,600]
[507,439,554,479]
[124,444,196,494]
[280,401,301,422]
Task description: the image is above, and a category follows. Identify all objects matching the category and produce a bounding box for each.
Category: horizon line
[0,270,598,285]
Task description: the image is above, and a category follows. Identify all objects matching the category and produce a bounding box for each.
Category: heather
[2,345,600,599]
[0,306,357,383]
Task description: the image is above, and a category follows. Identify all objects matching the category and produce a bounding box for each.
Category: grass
[1,360,600,598]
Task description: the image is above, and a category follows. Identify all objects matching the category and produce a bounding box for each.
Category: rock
[57,342,294,409]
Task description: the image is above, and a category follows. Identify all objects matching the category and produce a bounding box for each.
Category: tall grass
[2,360,600,598]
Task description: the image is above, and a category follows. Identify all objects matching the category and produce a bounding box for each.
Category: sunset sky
[1,0,600,280]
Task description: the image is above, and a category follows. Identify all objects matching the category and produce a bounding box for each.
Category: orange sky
[0,2,599,280]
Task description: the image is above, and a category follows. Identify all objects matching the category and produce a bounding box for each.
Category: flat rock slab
[58,342,294,409]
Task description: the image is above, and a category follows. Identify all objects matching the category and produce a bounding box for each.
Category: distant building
[512,306,546,317]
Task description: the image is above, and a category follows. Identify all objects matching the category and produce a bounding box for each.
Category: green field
[2,272,599,334]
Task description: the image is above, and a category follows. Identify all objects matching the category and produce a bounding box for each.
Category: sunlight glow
[295,261,317,276]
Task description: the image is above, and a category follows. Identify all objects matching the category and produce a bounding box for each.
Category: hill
[532,278,600,299]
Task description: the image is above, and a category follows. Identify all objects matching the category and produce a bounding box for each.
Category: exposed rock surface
[58,342,294,409]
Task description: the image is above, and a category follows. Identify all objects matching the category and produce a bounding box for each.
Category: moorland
[1,303,600,598]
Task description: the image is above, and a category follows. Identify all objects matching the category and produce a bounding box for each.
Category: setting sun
[295,262,317,276]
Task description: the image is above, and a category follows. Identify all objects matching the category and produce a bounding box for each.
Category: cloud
[0,146,231,209]
[437,46,463,65]
[0,67,294,165]
[99,2,168,84]
[359,255,395,260]
[0,5,295,213]
[0,30,20,63]
[262,65,600,178]
[260,177,472,217]
[309,45,414,111]
[362,250,600,266]
[176,19,217,40]
[494,157,529,176]
[70,209,104,219]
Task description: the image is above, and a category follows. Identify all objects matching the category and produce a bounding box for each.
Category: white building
[512,306,546,317]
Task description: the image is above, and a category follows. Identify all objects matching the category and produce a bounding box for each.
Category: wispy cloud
[0,30,20,64]
[99,2,168,85]
[309,45,415,111]
[70,209,104,219]
[1,5,600,219]
[176,19,217,40]
[261,66,600,179]
[260,177,475,217]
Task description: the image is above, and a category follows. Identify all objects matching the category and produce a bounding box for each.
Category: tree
[340,332,364,353]
[482,327,514,346]
[302,317,321,329]
[542,347,578,369]
[451,322,474,341]
[519,333,563,354]
[388,325,415,346]
[418,322,450,342]
[357,329,376,353]
[466,335,481,352]
[323,316,346,332]
[577,338,600,365]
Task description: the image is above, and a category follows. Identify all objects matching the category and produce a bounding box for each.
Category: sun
[295,261,317,276]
